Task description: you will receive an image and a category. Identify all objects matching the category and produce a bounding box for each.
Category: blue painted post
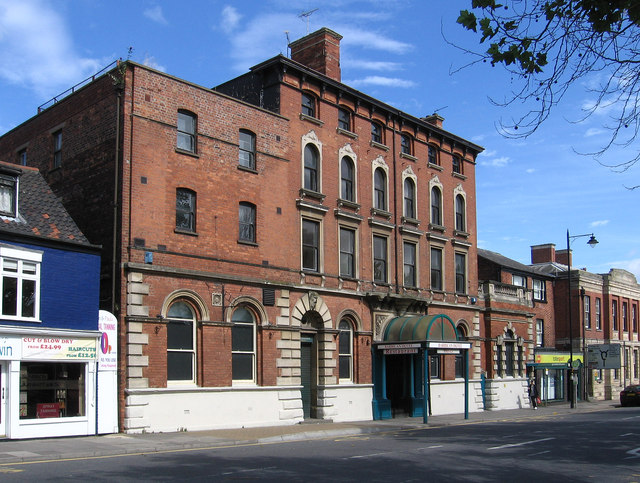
[464,348,469,419]
[423,349,429,424]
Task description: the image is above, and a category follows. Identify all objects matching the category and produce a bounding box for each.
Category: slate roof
[0,162,90,246]
[478,248,554,279]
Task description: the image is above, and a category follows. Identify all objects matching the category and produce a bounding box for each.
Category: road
[1,407,639,482]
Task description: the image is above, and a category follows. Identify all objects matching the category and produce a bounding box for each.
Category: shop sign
[36,403,60,418]
[98,310,118,371]
[535,353,583,365]
[427,341,471,349]
[22,337,97,360]
[437,349,460,354]
[384,348,419,355]
[0,336,21,360]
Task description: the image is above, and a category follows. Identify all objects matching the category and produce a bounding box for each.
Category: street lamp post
[566,230,598,409]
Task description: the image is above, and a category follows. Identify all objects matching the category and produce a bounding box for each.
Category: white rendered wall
[485,377,530,410]
[124,386,305,433]
[428,380,484,415]
[320,384,373,422]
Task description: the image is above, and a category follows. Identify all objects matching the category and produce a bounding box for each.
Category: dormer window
[0,174,17,217]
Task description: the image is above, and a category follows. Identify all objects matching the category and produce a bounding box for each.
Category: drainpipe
[391,116,399,294]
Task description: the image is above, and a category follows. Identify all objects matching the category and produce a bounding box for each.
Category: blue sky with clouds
[0,0,638,279]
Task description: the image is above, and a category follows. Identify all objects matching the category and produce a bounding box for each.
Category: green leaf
[457,10,478,32]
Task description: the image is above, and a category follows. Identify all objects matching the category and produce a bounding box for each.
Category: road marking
[0,468,23,473]
[488,437,555,450]
[625,447,640,459]
[348,452,392,459]
[530,450,551,456]
[620,433,635,437]
[622,415,640,420]
[222,466,277,475]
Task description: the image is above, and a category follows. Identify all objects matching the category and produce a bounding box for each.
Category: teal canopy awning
[382,314,459,342]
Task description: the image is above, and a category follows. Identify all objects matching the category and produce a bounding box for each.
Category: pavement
[0,399,620,465]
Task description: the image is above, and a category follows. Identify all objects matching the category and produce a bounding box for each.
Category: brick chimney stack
[289,28,342,82]
[531,244,556,264]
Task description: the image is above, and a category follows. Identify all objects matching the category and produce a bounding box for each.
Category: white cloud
[339,28,413,54]
[526,168,535,174]
[347,76,416,88]
[144,6,168,25]
[479,149,496,157]
[590,220,609,227]
[0,0,102,97]
[142,54,165,72]
[479,156,510,168]
[344,59,401,72]
[220,5,241,33]
[585,127,604,137]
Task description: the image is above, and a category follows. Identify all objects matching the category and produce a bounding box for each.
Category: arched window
[304,144,320,192]
[505,330,515,377]
[239,129,256,169]
[176,188,196,233]
[177,110,197,153]
[341,156,355,202]
[338,318,354,381]
[404,178,416,219]
[455,324,468,378]
[431,187,442,226]
[232,306,256,383]
[167,301,196,382]
[455,194,465,232]
[374,168,387,211]
[238,202,256,243]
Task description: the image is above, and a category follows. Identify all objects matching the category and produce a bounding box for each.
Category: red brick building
[0,28,484,432]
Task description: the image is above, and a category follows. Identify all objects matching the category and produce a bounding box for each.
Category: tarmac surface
[0,399,620,465]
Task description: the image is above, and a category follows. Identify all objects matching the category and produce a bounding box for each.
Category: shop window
[176,188,196,233]
[177,110,197,153]
[239,129,256,169]
[455,324,468,378]
[232,306,256,382]
[1,247,41,320]
[338,318,354,381]
[167,301,196,382]
[341,156,355,202]
[20,362,85,419]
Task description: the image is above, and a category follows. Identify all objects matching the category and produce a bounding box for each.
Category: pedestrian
[529,378,538,410]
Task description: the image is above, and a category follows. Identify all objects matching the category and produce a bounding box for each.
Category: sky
[0,0,638,280]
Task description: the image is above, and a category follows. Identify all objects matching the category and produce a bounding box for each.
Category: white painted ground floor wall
[124,384,373,433]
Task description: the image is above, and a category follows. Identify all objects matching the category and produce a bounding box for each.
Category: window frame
[18,149,27,167]
[176,110,197,154]
[303,143,320,193]
[301,92,316,118]
[53,130,62,169]
[0,246,42,321]
[623,301,629,331]
[403,177,416,219]
[339,226,356,279]
[238,202,256,244]
[455,194,466,232]
[371,122,383,144]
[533,279,546,301]
[238,129,256,170]
[231,305,257,384]
[430,246,443,291]
[338,318,354,382]
[613,300,618,331]
[175,188,197,233]
[166,301,197,384]
[584,295,591,329]
[455,252,467,294]
[373,234,388,284]
[302,218,321,272]
[596,297,602,330]
[0,174,18,217]
[428,145,439,166]
[452,155,462,175]
[340,156,355,202]
[431,186,442,226]
[338,107,352,132]
[403,241,417,288]
[536,319,544,347]
[373,168,387,211]
[400,134,412,155]
[512,274,526,287]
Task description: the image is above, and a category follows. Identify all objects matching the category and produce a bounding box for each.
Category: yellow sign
[535,353,583,364]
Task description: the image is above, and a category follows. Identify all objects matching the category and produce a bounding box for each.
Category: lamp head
[587,234,599,248]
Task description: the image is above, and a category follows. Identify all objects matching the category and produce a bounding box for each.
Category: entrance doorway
[300,336,317,419]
